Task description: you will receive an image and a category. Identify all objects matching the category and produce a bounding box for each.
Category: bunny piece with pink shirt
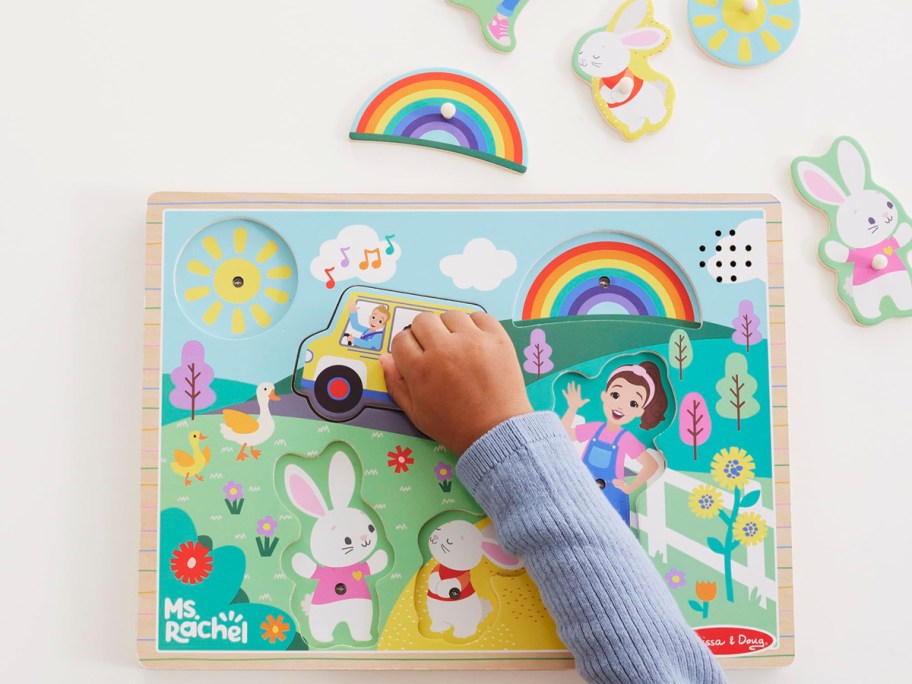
[573,0,675,142]
[793,136,912,325]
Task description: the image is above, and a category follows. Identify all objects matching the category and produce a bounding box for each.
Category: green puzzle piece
[792,136,912,326]
[448,0,531,53]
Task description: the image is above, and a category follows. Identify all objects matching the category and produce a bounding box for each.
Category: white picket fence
[571,435,776,607]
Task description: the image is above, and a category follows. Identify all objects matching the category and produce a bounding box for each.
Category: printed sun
[692,0,798,65]
[182,225,294,336]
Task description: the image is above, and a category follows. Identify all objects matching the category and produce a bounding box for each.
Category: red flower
[170,541,213,585]
[387,445,414,473]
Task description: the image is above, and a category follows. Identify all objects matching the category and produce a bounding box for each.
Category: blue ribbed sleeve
[457,412,726,684]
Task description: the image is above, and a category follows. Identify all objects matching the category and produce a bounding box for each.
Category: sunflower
[732,511,768,547]
[711,447,755,491]
[169,541,213,585]
[689,484,724,519]
[261,614,291,643]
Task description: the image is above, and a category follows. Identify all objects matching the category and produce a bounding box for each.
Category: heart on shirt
[352,571,363,581]
[885,246,895,255]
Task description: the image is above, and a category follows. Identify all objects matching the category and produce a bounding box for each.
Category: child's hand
[379,311,532,455]
[348,300,358,313]
[612,478,635,495]
[562,381,589,413]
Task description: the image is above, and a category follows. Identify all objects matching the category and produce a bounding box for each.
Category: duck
[220,382,280,461]
[170,431,211,486]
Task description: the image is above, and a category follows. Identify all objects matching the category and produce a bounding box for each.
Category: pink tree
[732,300,763,352]
[522,329,554,381]
[169,340,216,420]
[679,392,711,461]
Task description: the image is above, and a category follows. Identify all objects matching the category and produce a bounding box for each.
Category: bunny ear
[614,0,648,34]
[328,451,355,510]
[285,464,328,519]
[481,539,523,570]
[796,161,847,207]
[837,139,868,194]
[621,28,666,50]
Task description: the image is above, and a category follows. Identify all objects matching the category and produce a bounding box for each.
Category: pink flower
[257,516,278,538]
[224,481,244,502]
[434,461,452,483]
[665,568,686,590]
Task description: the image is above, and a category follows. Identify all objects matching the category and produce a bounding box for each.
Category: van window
[339,300,390,352]
[387,307,426,352]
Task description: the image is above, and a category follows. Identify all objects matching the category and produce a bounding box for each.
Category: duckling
[220,382,280,461]
[170,431,211,486]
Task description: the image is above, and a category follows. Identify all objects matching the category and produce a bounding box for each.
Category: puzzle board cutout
[140,194,794,670]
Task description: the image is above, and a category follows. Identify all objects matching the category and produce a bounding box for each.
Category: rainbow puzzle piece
[350,69,528,173]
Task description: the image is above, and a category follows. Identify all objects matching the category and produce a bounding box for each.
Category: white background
[2,0,910,682]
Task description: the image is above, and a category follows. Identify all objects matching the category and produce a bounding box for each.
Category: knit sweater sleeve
[457,412,726,684]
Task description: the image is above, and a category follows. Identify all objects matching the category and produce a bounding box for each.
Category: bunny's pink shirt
[310,562,371,604]
[847,237,905,285]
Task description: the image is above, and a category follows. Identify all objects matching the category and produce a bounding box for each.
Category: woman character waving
[561,361,668,525]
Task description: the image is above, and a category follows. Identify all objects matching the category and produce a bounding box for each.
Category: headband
[608,365,655,407]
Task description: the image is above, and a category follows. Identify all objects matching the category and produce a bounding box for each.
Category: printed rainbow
[521,240,698,322]
[350,69,528,173]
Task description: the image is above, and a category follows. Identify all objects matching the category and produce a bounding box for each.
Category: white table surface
[3,1,910,681]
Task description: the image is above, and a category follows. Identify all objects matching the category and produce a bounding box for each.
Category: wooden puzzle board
[140,193,793,670]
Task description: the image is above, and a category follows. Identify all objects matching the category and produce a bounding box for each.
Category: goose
[220,382,280,461]
[170,431,211,486]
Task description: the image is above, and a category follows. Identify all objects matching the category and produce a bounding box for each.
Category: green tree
[668,329,692,381]
[715,353,760,430]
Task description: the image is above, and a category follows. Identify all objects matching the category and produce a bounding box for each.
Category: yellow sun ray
[251,305,272,328]
[738,37,752,62]
[202,236,222,261]
[708,29,728,50]
[770,0,792,5]
[234,227,247,254]
[184,286,210,302]
[256,240,278,263]
[770,15,793,29]
[761,30,781,53]
[267,266,293,279]
[694,14,717,28]
[202,301,222,325]
[265,287,289,304]
[187,260,211,276]
[232,308,246,334]
[695,0,718,6]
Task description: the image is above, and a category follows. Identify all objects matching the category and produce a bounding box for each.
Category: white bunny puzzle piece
[792,136,912,325]
[572,0,675,141]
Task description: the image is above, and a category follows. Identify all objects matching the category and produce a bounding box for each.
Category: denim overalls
[581,424,631,526]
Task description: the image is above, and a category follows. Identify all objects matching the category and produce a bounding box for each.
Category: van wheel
[313,365,363,418]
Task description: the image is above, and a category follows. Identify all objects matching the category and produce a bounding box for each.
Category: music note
[359,248,382,270]
[324,267,336,289]
[383,234,396,255]
[339,246,351,267]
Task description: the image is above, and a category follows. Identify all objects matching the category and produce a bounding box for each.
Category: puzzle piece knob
[617,76,635,96]
[872,253,889,271]
[440,102,457,120]
[742,0,759,12]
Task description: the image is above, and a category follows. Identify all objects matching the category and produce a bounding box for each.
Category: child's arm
[380,312,725,684]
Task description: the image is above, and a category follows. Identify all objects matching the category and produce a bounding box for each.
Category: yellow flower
[695,581,717,602]
[710,447,755,491]
[732,512,768,547]
[689,484,723,519]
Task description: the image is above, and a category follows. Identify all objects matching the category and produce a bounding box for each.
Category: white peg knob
[742,0,759,13]
[440,102,457,120]
[872,253,889,271]
[617,76,635,96]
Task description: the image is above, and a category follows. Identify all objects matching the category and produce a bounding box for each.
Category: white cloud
[309,225,401,287]
[704,218,767,285]
[440,238,517,292]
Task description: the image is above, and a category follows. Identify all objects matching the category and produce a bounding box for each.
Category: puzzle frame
[139,193,794,670]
